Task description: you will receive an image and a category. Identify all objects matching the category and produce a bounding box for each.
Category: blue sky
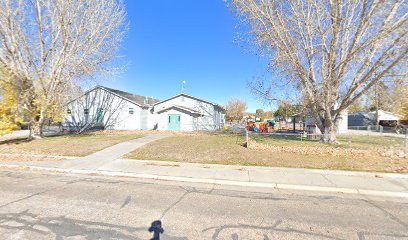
[100,0,271,112]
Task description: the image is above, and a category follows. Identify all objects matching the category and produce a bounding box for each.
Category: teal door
[168,114,181,131]
[96,108,104,123]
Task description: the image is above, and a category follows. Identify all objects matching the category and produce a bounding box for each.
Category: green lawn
[0,133,143,157]
[125,134,408,173]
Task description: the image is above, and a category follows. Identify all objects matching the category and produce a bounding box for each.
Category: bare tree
[366,80,408,128]
[0,0,127,138]
[225,98,247,122]
[347,97,365,113]
[229,0,408,142]
[255,109,265,118]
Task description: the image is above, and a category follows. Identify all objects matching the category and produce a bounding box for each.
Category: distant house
[64,86,225,132]
[348,110,402,127]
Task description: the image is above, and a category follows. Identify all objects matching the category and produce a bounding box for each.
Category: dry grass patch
[0,133,143,157]
[126,134,408,173]
[250,134,406,158]
[0,154,65,162]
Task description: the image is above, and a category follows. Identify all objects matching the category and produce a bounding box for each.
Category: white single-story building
[304,111,349,134]
[64,86,225,132]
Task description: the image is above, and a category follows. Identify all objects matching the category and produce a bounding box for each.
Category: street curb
[1,164,407,199]
[120,159,408,179]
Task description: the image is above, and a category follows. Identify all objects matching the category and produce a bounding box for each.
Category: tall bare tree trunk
[374,83,380,130]
[29,110,45,139]
[322,126,336,143]
[320,118,337,143]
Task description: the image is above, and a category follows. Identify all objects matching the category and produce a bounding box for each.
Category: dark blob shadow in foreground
[149,220,164,240]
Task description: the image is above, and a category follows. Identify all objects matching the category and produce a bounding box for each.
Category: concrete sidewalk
[1,157,407,198]
[61,134,170,169]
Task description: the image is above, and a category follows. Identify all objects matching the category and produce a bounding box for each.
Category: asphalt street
[0,169,407,240]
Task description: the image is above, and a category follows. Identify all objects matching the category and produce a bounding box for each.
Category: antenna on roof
[181,80,186,94]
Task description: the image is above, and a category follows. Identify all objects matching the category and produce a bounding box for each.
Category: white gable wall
[112,101,141,130]
[144,107,160,130]
[65,88,142,130]
[336,111,348,133]
[153,95,224,131]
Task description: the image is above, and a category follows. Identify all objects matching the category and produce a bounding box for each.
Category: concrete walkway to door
[61,134,170,170]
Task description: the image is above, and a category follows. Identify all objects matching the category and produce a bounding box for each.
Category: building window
[67,109,71,114]
[84,109,89,115]
[129,107,134,114]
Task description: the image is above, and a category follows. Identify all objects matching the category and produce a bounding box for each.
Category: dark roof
[101,86,160,106]
[66,86,223,110]
[348,112,373,117]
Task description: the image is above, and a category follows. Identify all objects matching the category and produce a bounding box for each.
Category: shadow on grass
[0,138,32,145]
[0,132,99,145]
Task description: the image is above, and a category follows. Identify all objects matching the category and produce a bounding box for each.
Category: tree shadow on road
[0,210,187,240]
[0,210,144,239]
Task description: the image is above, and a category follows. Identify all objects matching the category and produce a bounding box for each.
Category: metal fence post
[246,130,249,148]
